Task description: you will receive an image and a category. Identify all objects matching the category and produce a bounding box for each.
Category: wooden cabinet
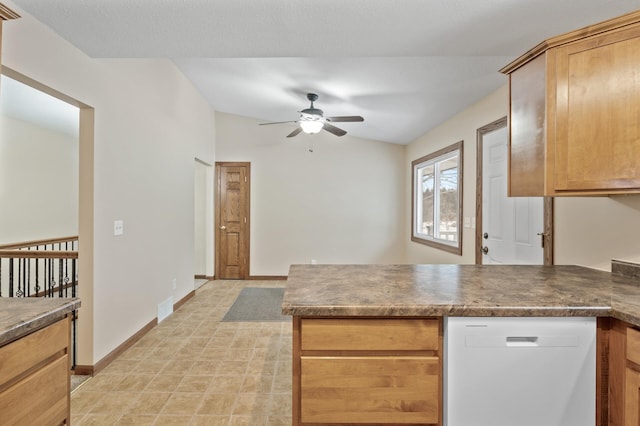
[0,317,71,425]
[625,367,640,424]
[501,11,640,196]
[606,319,640,425]
[293,317,442,425]
[624,326,640,424]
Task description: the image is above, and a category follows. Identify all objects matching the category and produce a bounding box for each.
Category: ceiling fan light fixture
[300,120,324,134]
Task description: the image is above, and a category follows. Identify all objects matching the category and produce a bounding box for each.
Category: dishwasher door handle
[506,336,539,346]
[465,335,579,348]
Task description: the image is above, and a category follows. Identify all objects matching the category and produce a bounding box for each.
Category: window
[412,141,463,254]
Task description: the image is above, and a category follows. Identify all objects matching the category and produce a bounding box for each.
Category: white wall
[555,196,640,270]
[215,112,405,276]
[3,2,216,364]
[0,114,78,243]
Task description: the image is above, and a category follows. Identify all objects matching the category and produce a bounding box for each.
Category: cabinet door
[626,367,640,425]
[0,355,69,425]
[508,52,552,196]
[555,25,640,192]
[301,356,439,424]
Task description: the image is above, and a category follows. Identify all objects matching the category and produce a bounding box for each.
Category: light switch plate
[114,220,124,236]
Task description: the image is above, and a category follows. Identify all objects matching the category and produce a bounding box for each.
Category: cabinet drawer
[0,355,69,425]
[0,317,69,387]
[627,327,640,365]
[301,356,439,424]
[301,318,439,351]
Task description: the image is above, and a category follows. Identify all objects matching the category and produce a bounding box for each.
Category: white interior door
[482,126,544,264]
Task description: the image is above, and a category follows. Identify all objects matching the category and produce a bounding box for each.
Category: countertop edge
[282,305,612,318]
[0,299,80,347]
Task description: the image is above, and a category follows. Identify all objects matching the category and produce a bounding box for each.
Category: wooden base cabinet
[625,367,640,424]
[606,319,640,425]
[0,317,71,425]
[293,317,442,425]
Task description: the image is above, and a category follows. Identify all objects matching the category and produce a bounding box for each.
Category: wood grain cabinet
[624,326,640,424]
[293,317,442,425]
[0,317,71,425]
[606,319,640,425]
[501,11,640,196]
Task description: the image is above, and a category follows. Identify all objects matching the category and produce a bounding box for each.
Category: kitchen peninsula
[282,263,640,425]
[0,297,80,425]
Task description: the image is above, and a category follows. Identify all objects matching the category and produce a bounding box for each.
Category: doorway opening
[1,66,95,370]
[194,158,214,287]
[475,117,553,265]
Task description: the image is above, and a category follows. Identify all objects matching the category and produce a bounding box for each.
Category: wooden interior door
[215,162,250,279]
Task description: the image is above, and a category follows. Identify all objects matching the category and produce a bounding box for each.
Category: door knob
[220,225,226,230]
[481,246,489,255]
[483,232,489,239]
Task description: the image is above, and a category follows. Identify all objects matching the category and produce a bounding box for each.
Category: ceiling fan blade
[259,120,298,126]
[322,123,347,137]
[287,127,303,138]
[326,116,364,123]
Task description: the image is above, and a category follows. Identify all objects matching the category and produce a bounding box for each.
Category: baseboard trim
[93,318,157,375]
[73,365,94,376]
[249,275,288,280]
[74,290,195,376]
[174,290,195,311]
[194,274,207,279]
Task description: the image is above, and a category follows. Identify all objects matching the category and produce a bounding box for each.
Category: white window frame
[411,141,463,255]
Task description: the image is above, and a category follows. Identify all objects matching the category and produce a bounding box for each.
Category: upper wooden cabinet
[501,11,640,196]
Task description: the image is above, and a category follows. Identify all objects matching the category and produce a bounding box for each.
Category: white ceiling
[8,0,640,144]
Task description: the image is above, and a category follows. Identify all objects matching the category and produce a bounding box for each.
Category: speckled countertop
[0,298,80,346]
[282,264,640,326]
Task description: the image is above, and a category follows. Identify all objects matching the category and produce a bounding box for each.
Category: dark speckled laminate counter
[0,297,80,346]
[283,264,640,326]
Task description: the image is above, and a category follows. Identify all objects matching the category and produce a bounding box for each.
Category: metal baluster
[47,258,51,297]
[9,258,14,297]
[72,259,77,298]
[58,259,64,297]
[63,258,68,297]
[26,256,31,297]
[17,258,23,297]
[35,258,40,296]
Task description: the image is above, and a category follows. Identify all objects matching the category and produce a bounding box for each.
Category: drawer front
[301,318,439,351]
[301,356,439,424]
[0,355,69,426]
[0,317,69,387]
[627,327,640,365]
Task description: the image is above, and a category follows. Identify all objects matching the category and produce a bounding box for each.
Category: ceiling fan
[259,93,364,138]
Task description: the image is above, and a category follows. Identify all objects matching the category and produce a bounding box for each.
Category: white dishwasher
[445,316,596,426]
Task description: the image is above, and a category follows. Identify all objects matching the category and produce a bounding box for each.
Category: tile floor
[71,280,292,425]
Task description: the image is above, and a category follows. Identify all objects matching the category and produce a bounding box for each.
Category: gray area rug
[222,287,290,322]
